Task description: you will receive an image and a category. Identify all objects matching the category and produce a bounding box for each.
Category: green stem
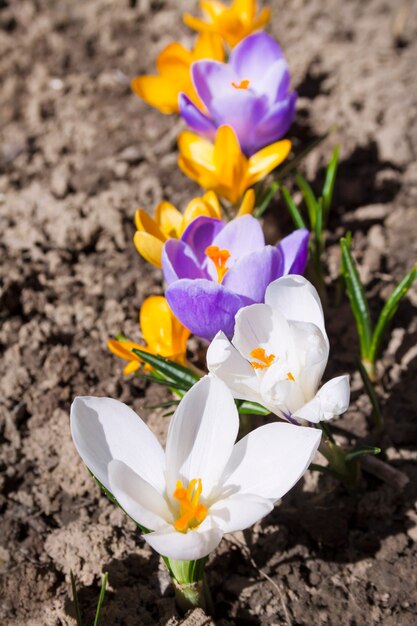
[319,440,360,491]
[173,577,212,614]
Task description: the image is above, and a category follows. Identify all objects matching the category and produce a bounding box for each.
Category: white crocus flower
[71,376,321,561]
[207,275,350,424]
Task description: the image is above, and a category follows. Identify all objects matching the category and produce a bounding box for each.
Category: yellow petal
[183,13,213,33]
[213,126,247,195]
[192,32,224,62]
[108,339,142,362]
[233,0,256,21]
[252,7,271,30]
[202,190,222,217]
[131,75,184,115]
[139,296,177,355]
[156,42,193,73]
[237,188,255,216]
[155,201,183,239]
[134,209,166,241]
[201,0,227,19]
[178,131,216,170]
[133,232,164,268]
[247,140,291,186]
[123,361,141,375]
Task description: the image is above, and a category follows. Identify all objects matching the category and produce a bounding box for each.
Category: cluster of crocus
[71,0,353,614]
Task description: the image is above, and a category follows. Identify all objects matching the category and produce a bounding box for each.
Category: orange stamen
[173,478,208,533]
[250,347,275,370]
[287,372,295,381]
[231,79,250,90]
[205,245,231,283]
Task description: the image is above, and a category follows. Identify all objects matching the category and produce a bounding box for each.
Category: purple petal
[278,229,309,275]
[212,215,265,267]
[230,33,283,85]
[209,90,268,156]
[166,279,254,342]
[181,216,225,267]
[192,60,237,110]
[249,92,297,153]
[178,93,217,138]
[257,59,291,104]
[222,245,284,302]
[162,239,206,285]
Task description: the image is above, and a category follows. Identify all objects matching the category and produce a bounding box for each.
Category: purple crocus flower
[163,215,309,342]
[179,32,297,157]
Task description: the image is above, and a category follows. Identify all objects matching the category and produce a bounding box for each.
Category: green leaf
[340,236,373,357]
[369,265,417,363]
[356,357,383,432]
[314,197,323,247]
[345,445,381,463]
[322,145,339,220]
[137,373,192,393]
[254,181,279,218]
[280,185,307,229]
[93,572,108,626]
[70,571,83,626]
[132,348,199,387]
[114,333,130,342]
[309,462,342,479]
[296,172,318,228]
[238,400,271,415]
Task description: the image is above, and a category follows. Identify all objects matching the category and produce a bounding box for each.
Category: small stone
[118,145,143,164]
[50,167,69,198]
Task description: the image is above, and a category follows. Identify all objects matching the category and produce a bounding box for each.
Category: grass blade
[136,373,192,392]
[70,571,83,626]
[346,446,381,463]
[254,181,279,218]
[322,145,339,220]
[340,236,373,357]
[369,265,417,363]
[238,401,271,416]
[132,348,199,387]
[93,572,109,626]
[280,185,307,229]
[295,172,318,228]
[357,358,383,432]
[274,128,333,181]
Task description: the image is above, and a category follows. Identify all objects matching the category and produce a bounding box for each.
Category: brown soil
[1,0,417,624]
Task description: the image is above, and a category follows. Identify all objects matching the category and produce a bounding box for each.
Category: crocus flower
[178,125,291,204]
[163,214,309,341]
[179,32,297,157]
[183,0,271,48]
[134,189,254,268]
[108,296,190,374]
[131,33,224,114]
[207,275,351,423]
[70,376,321,560]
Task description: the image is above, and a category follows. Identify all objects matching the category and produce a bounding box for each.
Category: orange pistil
[250,347,275,370]
[173,478,207,533]
[205,245,231,283]
[231,79,250,90]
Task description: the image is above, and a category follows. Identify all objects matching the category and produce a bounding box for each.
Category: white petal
[265,275,328,346]
[219,422,321,501]
[232,303,289,361]
[288,320,329,401]
[260,364,306,417]
[209,494,273,533]
[206,331,262,403]
[144,521,224,560]
[70,397,165,493]
[165,376,239,497]
[294,375,350,423]
[108,460,172,531]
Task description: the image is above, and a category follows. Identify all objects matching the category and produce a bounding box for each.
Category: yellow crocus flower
[183,0,271,48]
[108,296,190,375]
[131,33,224,114]
[178,125,291,205]
[133,189,255,268]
